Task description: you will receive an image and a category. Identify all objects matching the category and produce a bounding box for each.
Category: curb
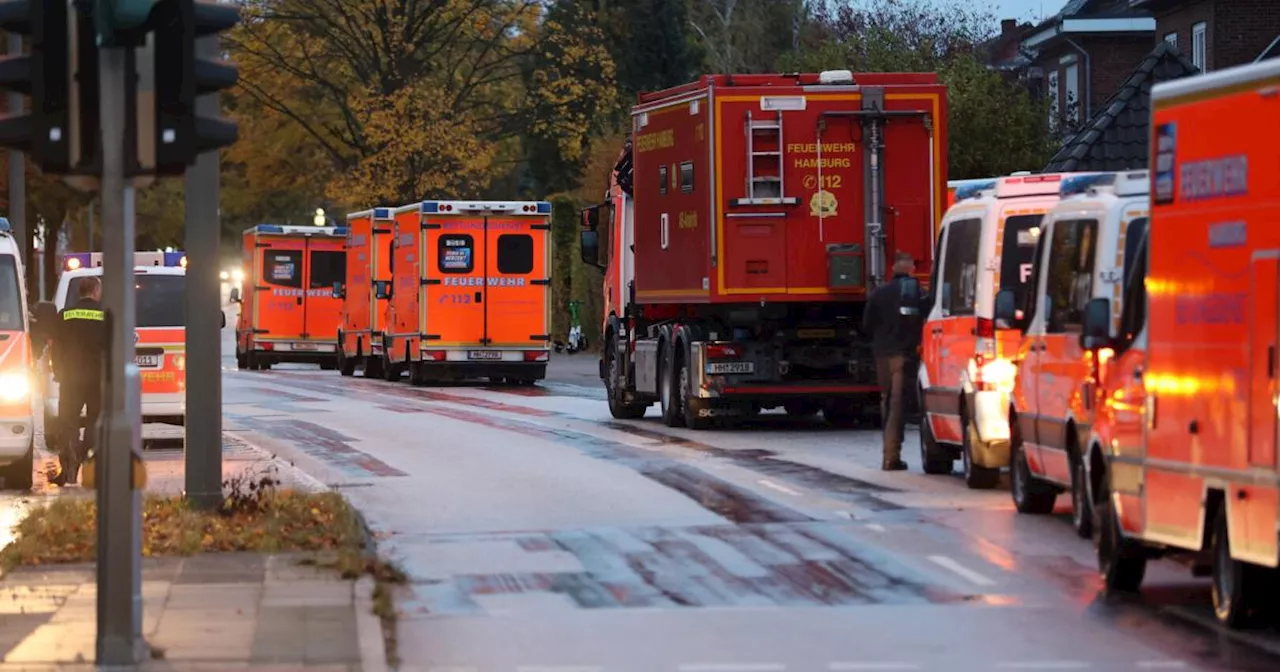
[354,575,389,672]
[221,429,333,492]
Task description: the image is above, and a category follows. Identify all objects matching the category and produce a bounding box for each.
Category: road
[4,320,1280,670]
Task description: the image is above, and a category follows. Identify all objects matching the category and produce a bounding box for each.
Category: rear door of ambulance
[371,211,394,336]
[342,215,372,346]
[420,202,551,355]
[303,233,346,345]
[255,235,306,341]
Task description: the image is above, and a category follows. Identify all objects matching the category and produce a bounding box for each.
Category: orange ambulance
[919,172,1089,488]
[1083,58,1280,627]
[232,225,346,370]
[337,208,394,378]
[993,170,1149,538]
[382,200,552,385]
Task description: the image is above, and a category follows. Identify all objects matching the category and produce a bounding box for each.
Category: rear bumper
[416,361,546,381]
[254,341,337,364]
[0,415,33,464]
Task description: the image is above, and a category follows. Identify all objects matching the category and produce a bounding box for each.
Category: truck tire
[1070,455,1093,539]
[659,342,684,427]
[0,444,33,490]
[605,335,646,420]
[1010,438,1056,512]
[338,350,356,377]
[1095,474,1146,594]
[919,408,954,475]
[236,348,247,370]
[822,400,858,428]
[1211,506,1271,627]
[363,355,384,379]
[679,352,712,430]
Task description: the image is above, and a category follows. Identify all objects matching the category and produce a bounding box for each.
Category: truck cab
[994,171,1149,538]
[919,172,1089,486]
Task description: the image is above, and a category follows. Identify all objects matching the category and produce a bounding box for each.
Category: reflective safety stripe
[63,309,104,321]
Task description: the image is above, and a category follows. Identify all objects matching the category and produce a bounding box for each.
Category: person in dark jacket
[862,251,927,471]
[50,276,107,486]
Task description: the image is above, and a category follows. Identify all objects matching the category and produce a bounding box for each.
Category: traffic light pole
[95,44,144,666]
[183,34,222,509]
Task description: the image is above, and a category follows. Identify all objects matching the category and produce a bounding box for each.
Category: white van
[0,219,33,490]
[993,171,1149,538]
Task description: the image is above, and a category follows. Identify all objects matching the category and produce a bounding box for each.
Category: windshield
[66,274,185,328]
[0,256,23,331]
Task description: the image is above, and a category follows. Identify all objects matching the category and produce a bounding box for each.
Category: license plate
[467,350,502,360]
[135,354,161,368]
[293,342,317,351]
[707,361,753,375]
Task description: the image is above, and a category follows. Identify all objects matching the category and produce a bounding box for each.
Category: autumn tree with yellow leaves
[226,0,617,209]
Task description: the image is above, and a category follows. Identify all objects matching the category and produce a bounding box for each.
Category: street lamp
[313,208,326,226]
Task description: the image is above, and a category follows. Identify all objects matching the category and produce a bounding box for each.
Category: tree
[228,0,616,206]
[688,0,807,73]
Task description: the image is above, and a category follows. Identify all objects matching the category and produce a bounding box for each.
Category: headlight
[971,358,1016,393]
[0,372,30,402]
[220,271,230,280]
[232,269,245,283]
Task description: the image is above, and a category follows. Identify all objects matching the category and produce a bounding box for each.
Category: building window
[1064,64,1080,123]
[1192,22,1207,71]
[1164,32,1178,49]
[1047,70,1060,130]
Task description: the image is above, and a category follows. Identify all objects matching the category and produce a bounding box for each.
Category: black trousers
[57,379,102,465]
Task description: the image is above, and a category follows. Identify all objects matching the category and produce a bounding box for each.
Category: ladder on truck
[736,110,798,206]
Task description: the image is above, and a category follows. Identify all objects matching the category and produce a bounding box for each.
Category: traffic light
[151,0,239,175]
[94,0,162,46]
[0,0,71,171]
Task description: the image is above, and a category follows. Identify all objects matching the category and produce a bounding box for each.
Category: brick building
[1132,0,1280,71]
[1020,0,1155,131]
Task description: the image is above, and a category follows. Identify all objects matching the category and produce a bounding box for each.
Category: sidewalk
[0,430,389,670]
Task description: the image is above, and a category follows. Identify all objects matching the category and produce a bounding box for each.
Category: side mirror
[897,277,923,316]
[374,280,391,300]
[332,281,345,299]
[229,287,241,303]
[994,289,1017,328]
[580,230,600,268]
[1080,297,1112,350]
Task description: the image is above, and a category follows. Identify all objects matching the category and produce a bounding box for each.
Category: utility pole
[95,42,145,665]
[183,33,222,509]
[6,33,23,267]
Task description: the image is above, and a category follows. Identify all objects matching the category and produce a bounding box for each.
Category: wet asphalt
[4,318,1279,670]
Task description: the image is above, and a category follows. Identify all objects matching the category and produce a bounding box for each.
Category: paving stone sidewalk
[0,552,385,671]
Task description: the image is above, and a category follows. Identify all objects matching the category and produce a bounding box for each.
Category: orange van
[232,225,347,370]
[919,172,1091,487]
[337,208,393,378]
[1083,58,1280,627]
[382,200,553,385]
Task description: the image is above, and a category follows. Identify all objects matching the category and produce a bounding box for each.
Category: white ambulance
[0,219,34,490]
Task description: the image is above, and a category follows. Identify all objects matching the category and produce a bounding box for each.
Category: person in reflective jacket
[861,251,927,471]
[50,276,107,486]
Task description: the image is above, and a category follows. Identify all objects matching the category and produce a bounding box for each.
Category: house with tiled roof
[1021,0,1156,131]
[1042,41,1198,172]
[1131,1,1280,72]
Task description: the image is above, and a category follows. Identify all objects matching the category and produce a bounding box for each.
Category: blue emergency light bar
[374,208,391,219]
[248,223,347,236]
[421,200,552,215]
[163,252,185,267]
[0,217,10,232]
[1059,173,1114,197]
[63,253,92,270]
[954,180,997,201]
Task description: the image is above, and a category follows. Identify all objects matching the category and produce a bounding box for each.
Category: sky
[980,0,1068,23]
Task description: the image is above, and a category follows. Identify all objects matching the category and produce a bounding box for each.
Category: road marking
[866,523,887,532]
[517,667,602,672]
[1137,663,1187,669]
[927,555,996,586]
[680,660,788,665]
[994,663,1090,670]
[757,479,802,496]
[829,663,921,670]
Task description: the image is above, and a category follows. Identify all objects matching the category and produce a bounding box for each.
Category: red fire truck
[580,70,946,429]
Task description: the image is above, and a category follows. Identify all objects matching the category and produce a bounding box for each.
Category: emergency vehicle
[232,225,347,370]
[947,177,1003,208]
[382,200,552,385]
[991,171,1149,539]
[0,220,34,490]
[1083,58,1280,627]
[41,252,192,432]
[337,207,394,378]
[581,70,946,428]
[919,172,1092,486]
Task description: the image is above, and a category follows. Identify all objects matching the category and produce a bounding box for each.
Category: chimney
[1002,19,1018,36]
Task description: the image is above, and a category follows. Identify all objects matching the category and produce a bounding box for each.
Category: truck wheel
[1010,438,1056,512]
[381,349,400,382]
[823,400,859,428]
[1095,474,1146,594]
[659,343,684,427]
[1070,455,1093,539]
[679,354,712,430]
[1211,506,1272,627]
[961,414,1000,489]
[236,349,247,370]
[363,356,384,379]
[0,443,33,490]
[338,350,356,376]
[919,410,954,475]
[605,336,646,420]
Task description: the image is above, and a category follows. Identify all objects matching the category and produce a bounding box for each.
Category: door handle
[296,297,303,306]
[1133,367,1143,381]
[474,291,483,303]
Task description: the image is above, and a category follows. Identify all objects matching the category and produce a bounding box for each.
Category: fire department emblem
[810,189,837,217]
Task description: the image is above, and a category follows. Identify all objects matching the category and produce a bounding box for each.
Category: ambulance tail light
[976,317,996,339]
[260,343,274,351]
[523,350,549,362]
[706,343,744,360]
[173,355,186,371]
[423,351,446,361]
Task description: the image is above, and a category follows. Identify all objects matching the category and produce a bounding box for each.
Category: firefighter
[50,276,107,486]
[861,251,926,472]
